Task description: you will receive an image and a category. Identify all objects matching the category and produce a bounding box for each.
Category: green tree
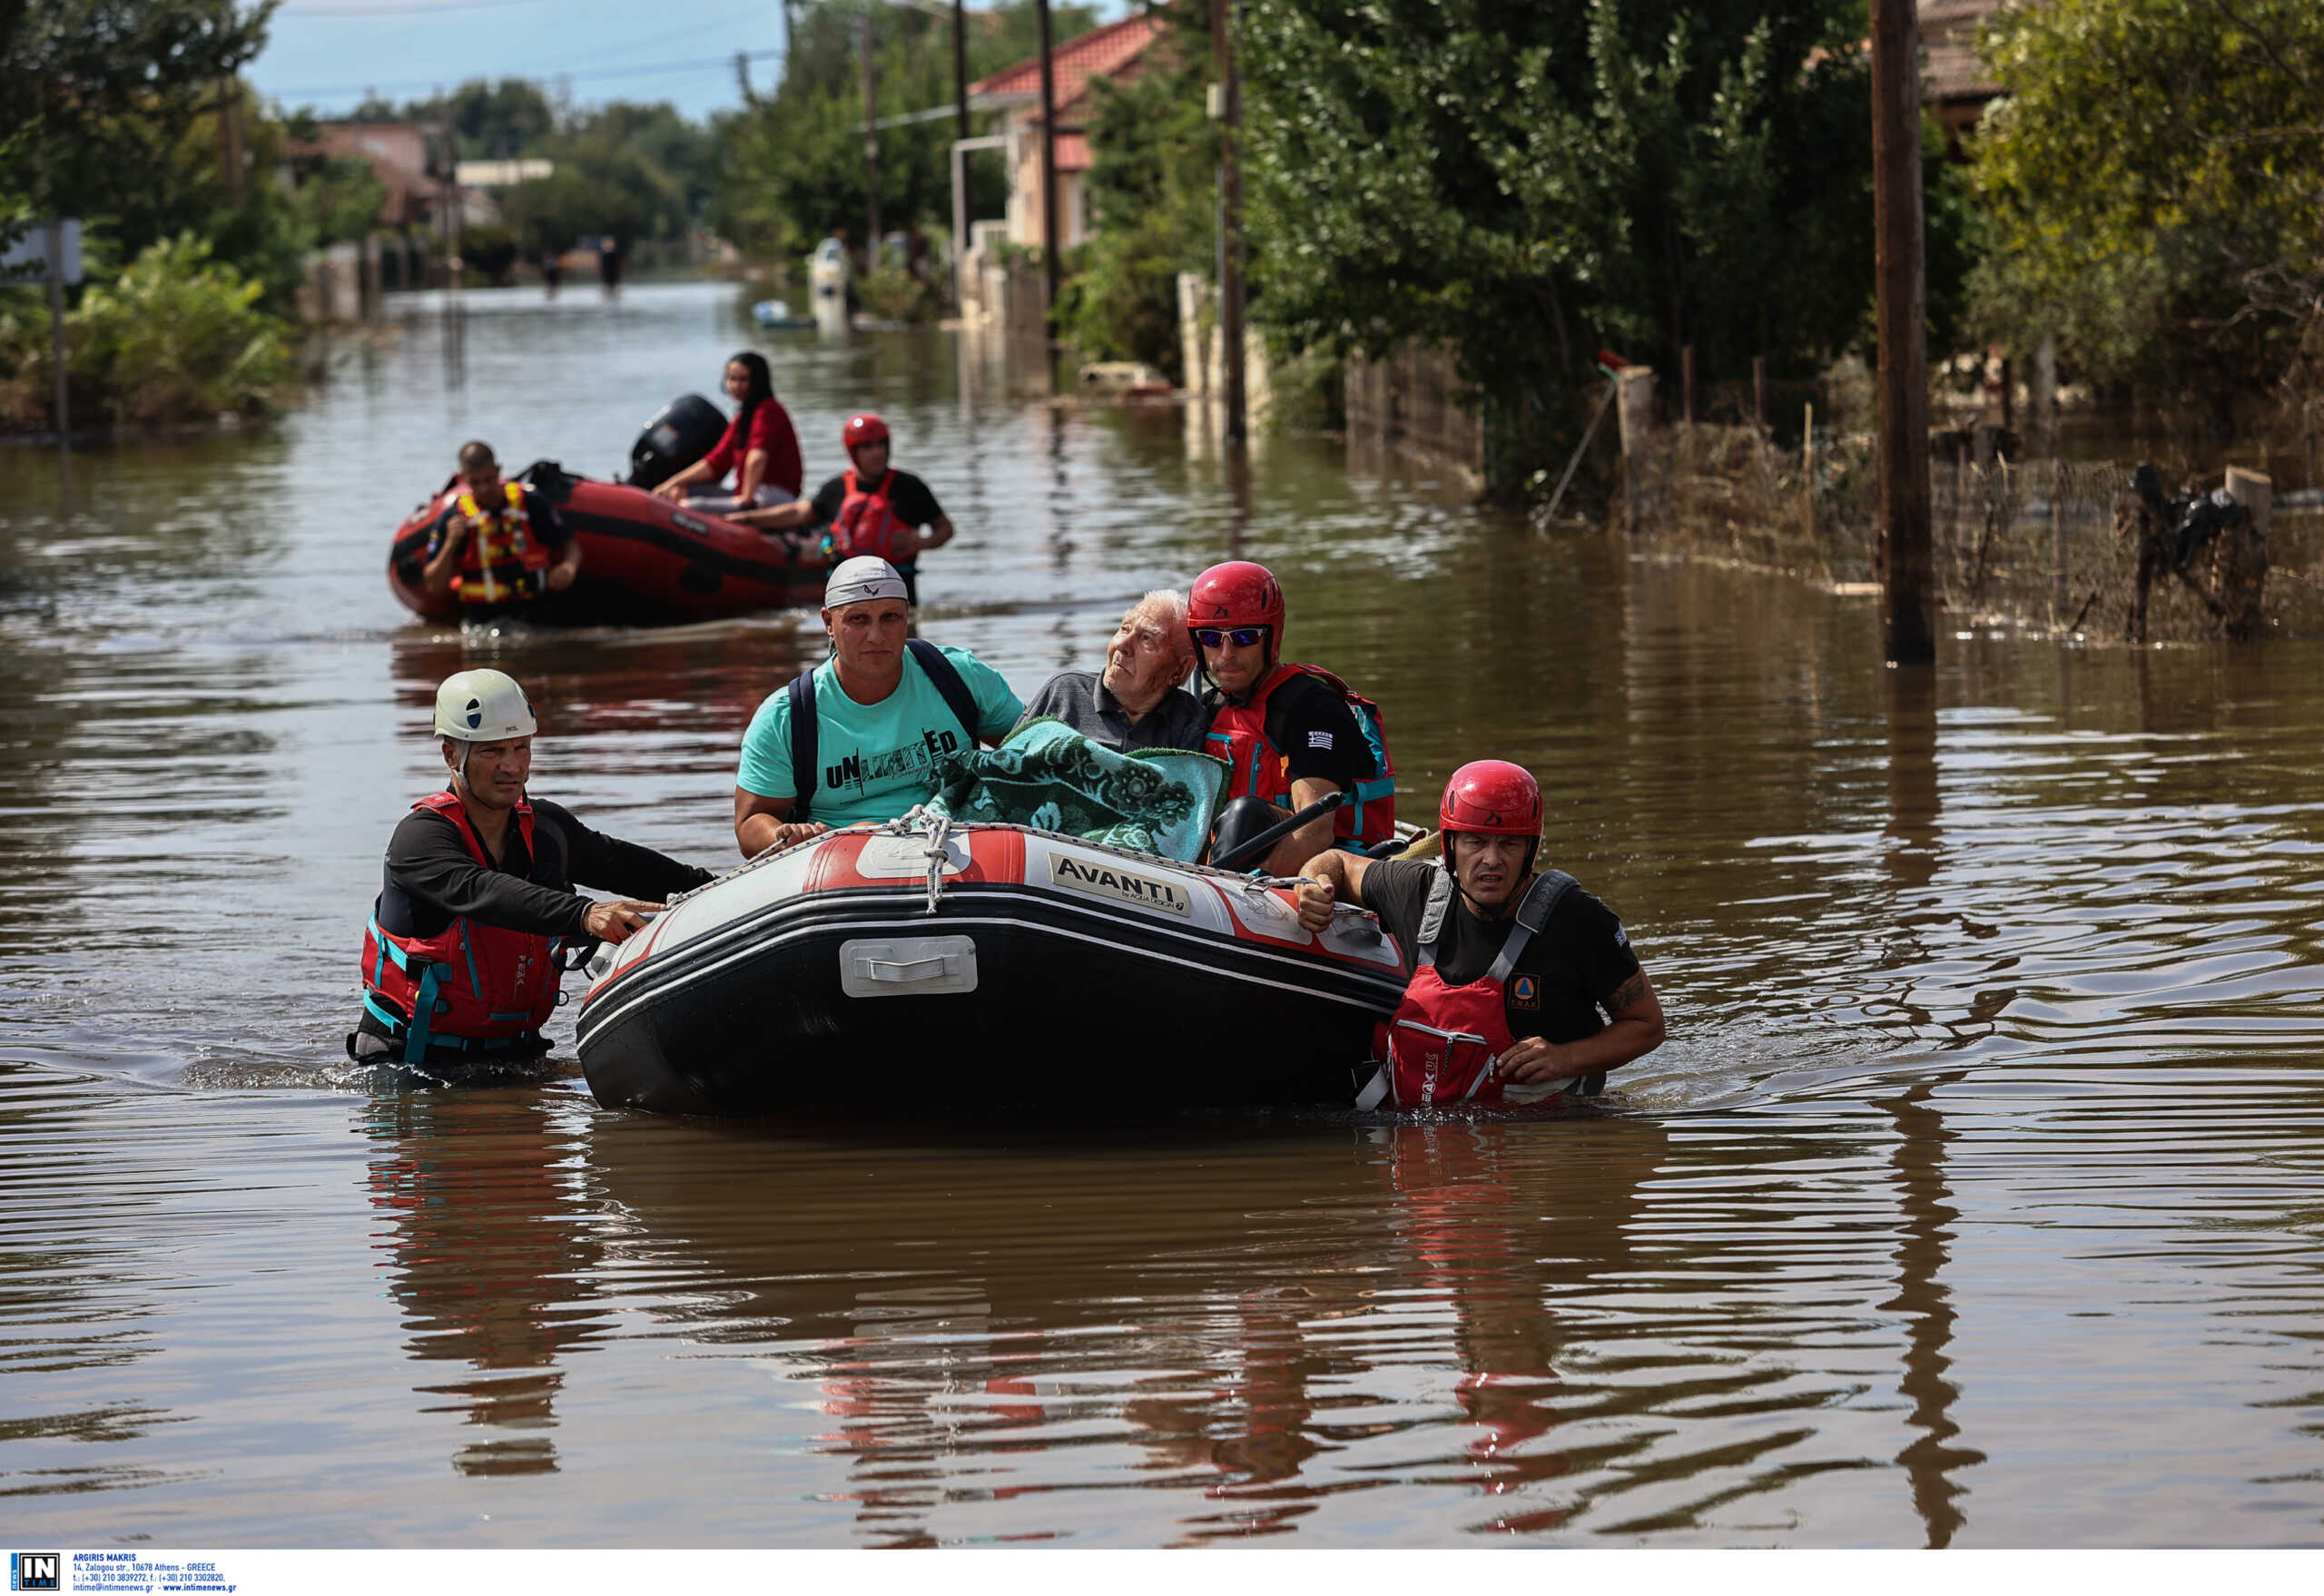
[1,0,274,207]
[282,144,391,249]
[447,78,556,157]
[1,0,280,280]
[715,0,1098,264]
[1241,0,1898,489]
[566,102,717,222]
[1966,0,2324,426]
[1056,5,1215,378]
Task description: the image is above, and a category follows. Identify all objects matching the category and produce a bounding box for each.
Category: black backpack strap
[1413,865,1458,969]
[785,669,819,825]
[1486,870,1578,984]
[906,637,982,744]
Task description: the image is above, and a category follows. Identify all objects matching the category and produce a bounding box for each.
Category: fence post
[1681,344,1696,426]
[1617,367,1657,532]
[2050,458,2067,631]
[2221,467,2272,641]
[1753,356,1768,431]
[1802,401,1816,543]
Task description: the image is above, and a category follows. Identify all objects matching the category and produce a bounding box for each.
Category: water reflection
[1374,1118,1665,1538]
[575,1112,1686,1544]
[362,1089,608,1477]
[8,285,2324,1543]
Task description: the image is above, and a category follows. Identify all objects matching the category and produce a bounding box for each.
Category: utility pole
[219,75,245,203]
[1871,0,1935,665]
[1036,0,1059,329]
[952,0,970,144]
[862,13,881,262]
[952,0,972,313]
[1211,0,1246,449]
[44,216,70,461]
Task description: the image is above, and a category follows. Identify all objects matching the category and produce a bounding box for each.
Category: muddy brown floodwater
[2,282,2322,1547]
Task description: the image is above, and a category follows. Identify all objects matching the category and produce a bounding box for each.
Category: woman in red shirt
[655,350,803,512]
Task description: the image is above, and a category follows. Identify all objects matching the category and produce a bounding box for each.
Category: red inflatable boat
[575,813,1413,1116]
[386,461,827,626]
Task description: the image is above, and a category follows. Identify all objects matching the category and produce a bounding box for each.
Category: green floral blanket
[926,717,1226,862]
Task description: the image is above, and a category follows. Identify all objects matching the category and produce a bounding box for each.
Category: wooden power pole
[1036,0,1059,328]
[1212,0,1246,448]
[952,0,970,144]
[1871,0,1935,665]
[862,14,881,261]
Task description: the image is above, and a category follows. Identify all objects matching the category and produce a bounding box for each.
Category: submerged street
[2,281,2322,1544]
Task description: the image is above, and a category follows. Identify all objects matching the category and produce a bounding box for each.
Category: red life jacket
[451,481,551,604]
[1205,662,1399,848]
[1362,868,1578,1108]
[830,469,916,566]
[359,791,564,1063]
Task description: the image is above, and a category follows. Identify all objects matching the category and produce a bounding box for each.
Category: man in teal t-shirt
[734,557,1023,854]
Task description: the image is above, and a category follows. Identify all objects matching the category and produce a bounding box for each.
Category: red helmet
[1438,760,1542,837]
[842,412,890,451]
[1188,560,1285,643]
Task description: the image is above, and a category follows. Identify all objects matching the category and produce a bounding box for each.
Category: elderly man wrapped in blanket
[924,716,1226,862]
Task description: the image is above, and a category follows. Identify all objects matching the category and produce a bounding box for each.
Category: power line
[278,0,550,16]
[270,44,782,100]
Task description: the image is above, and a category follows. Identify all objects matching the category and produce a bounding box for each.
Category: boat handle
[863,955,951,981]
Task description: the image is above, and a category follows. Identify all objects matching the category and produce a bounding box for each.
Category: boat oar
[1212,791,1344,874]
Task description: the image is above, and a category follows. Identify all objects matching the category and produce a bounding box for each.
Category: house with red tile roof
[966,10,1170,252]
[1923,0,2018,146]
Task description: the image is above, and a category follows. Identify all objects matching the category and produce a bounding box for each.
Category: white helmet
[433,669,537,742]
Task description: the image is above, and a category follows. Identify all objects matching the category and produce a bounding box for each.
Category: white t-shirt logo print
[1307,731,1333,750]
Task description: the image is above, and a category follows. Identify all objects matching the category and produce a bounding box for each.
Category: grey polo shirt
[1014,670,1213,754]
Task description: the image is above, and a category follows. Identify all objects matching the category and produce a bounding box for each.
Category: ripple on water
[4,289,2324,1544]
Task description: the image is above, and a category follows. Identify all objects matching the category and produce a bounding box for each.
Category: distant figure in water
[597,234,621,291]
[540,251,561,294]
[419,440,582,626]
[653,350,803,513]
[351,669,714,1069]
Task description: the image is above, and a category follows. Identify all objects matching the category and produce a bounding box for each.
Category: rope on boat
[921,810,953,915]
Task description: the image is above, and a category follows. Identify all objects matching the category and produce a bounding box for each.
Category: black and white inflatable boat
[575,812,1411,1115]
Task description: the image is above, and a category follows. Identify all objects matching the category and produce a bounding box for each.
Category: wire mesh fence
[1619,424,2291,640]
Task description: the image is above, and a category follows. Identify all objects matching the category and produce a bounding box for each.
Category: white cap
[822,556,910,609]
[433,668,537,742]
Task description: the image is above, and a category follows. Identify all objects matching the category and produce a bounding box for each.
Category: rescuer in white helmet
[350,668,717,1068]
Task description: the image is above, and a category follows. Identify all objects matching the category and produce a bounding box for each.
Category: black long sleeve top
[375,796,714,941]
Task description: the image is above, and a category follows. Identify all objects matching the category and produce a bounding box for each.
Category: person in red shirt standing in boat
[1293,760,1665,1108]
[653,350,803,514]
[737,412,953,605]
[1190,560,1399,875]
[420,440,583,626]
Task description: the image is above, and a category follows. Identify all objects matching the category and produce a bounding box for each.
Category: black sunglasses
[1193,626,1269,649]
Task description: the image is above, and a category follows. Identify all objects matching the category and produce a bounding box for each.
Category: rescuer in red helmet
[737,411,954,604]
[1190,559,1397,874]
[1292,760,1664,1108]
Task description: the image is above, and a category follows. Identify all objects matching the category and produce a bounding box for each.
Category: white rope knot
[887,805,956,914]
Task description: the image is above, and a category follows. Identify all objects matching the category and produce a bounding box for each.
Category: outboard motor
[625,394,727,489]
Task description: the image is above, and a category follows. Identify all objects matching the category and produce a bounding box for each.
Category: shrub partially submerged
[1,234,293,430]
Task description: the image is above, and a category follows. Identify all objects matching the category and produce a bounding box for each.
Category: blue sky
[254,0,791,120]
[250,0,1121,123]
